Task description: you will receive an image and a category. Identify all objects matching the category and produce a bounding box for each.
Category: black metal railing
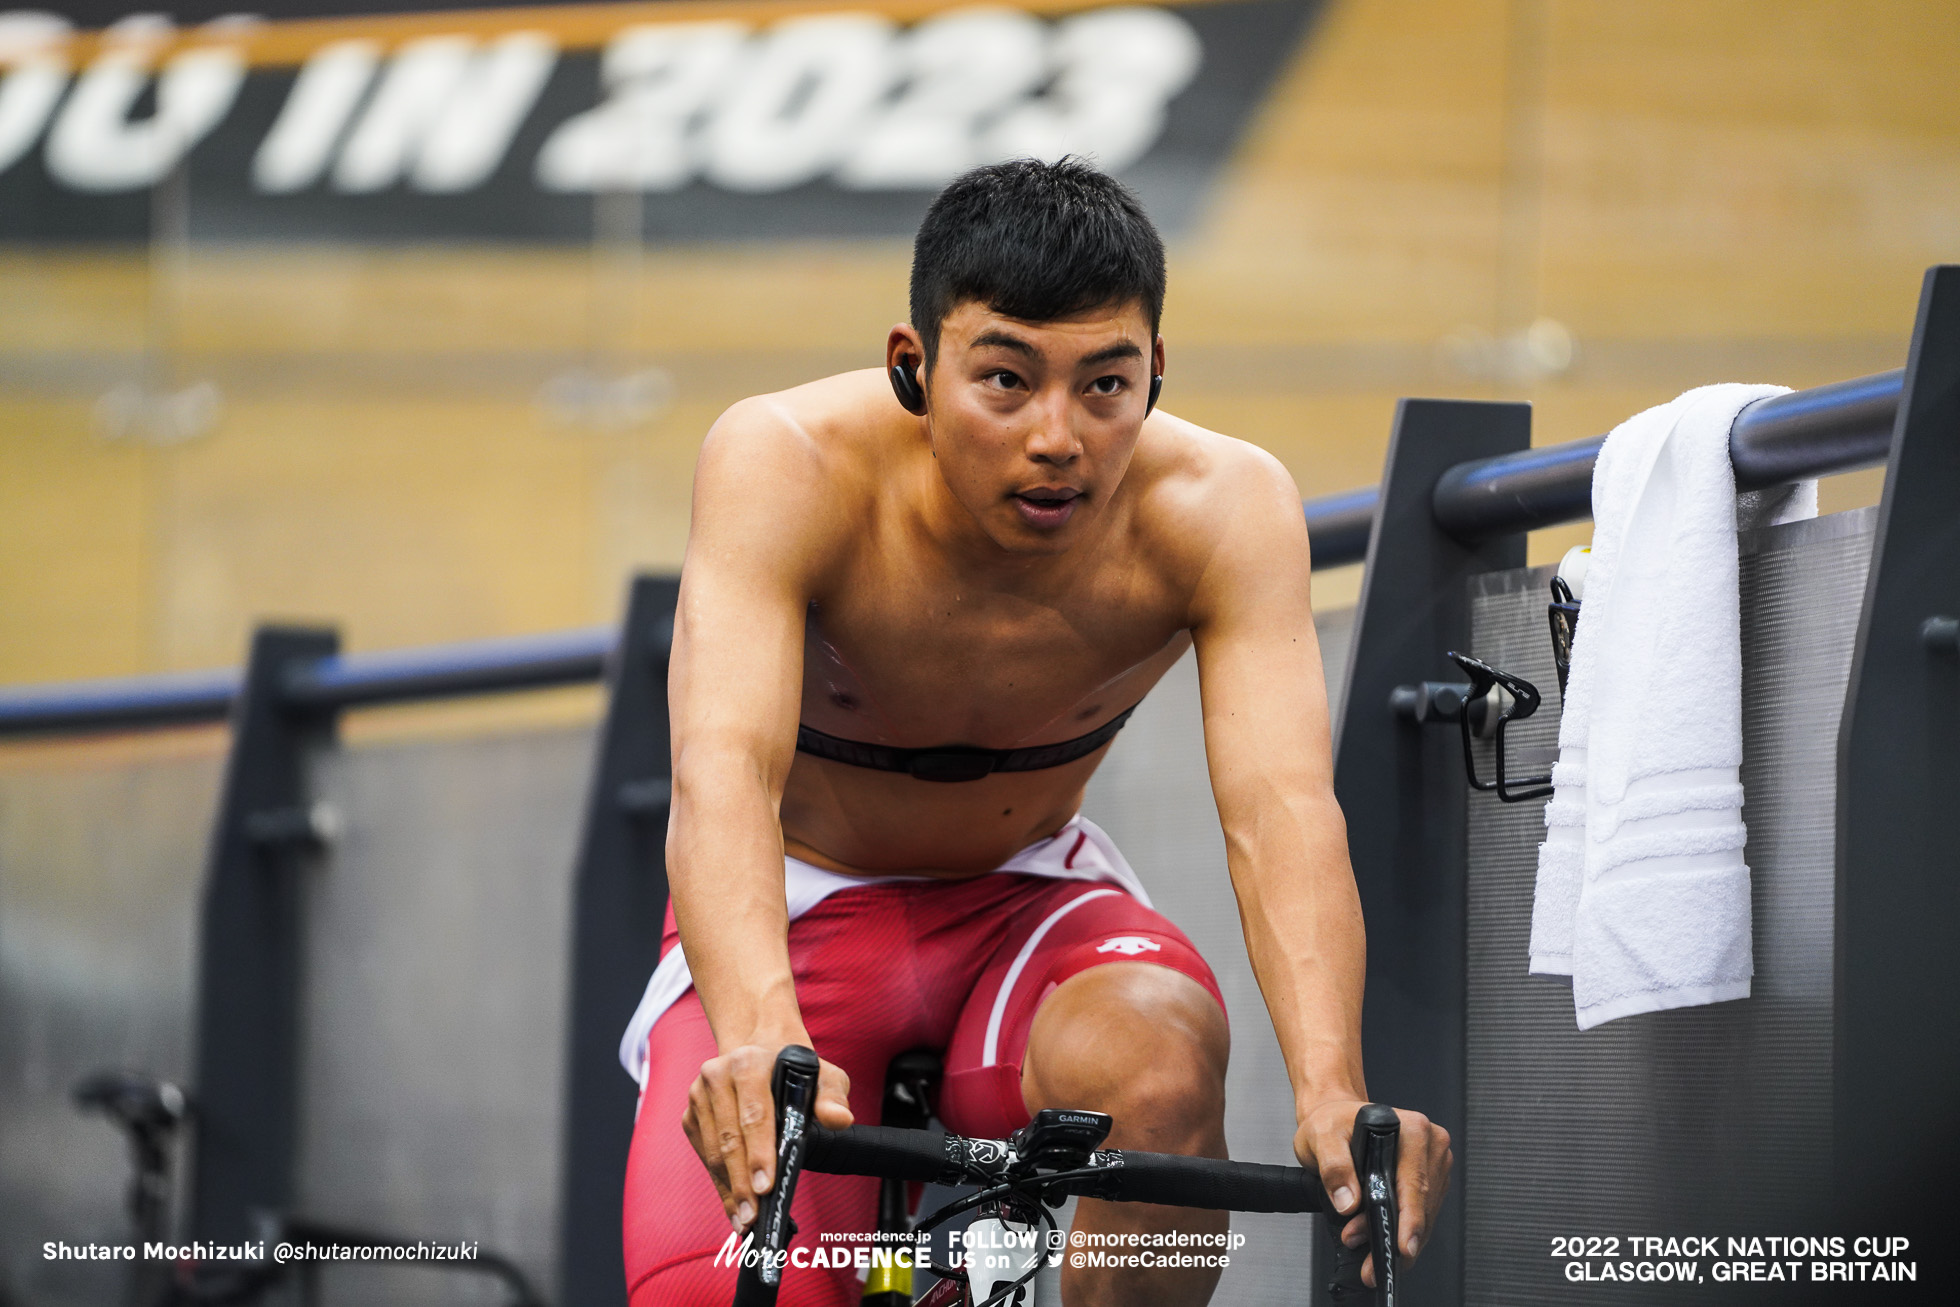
[1304,366,1903,563]
[1300,485,1380,568]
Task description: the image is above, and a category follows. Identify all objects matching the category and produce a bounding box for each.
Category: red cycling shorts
[622,871,1222,1306]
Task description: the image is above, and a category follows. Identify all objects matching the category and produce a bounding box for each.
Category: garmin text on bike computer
[1010,1109,1114,1175]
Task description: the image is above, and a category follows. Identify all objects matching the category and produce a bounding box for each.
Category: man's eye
[1090,376,1125,396]
[988,371,1024,390]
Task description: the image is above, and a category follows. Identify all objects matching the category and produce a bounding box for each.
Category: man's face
[905,298,1162,556]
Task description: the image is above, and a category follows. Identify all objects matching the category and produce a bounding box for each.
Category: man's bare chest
[800,577,1189,749]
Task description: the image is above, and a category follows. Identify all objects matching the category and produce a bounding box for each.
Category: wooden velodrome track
[1,0,1951,720]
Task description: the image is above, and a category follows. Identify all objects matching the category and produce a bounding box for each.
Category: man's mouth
[1012,487,1081,529]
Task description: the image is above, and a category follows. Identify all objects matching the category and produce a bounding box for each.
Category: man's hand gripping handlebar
[731,1046,823,1306]
[733,1046,1405,1306]
[1325,1104,1401,1304]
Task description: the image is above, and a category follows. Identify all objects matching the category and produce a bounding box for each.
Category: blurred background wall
[3,0,1954,693]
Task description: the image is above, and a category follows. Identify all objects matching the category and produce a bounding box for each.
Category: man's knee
[1020,962,1228,1147]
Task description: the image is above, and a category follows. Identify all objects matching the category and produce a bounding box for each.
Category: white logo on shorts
[1096,936,1162,956]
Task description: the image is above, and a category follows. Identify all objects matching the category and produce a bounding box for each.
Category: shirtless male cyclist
[619,158,1453,1306]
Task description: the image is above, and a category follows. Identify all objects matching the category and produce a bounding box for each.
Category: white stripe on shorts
[980,887,1121,1067]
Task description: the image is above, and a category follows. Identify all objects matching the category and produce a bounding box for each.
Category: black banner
[0,0,1323,241]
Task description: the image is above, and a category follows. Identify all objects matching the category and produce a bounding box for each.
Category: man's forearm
[667,753,806,1048]
[1225,794,1368,1110]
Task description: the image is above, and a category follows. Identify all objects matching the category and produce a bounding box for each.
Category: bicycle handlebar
[736,1047,1404,1307]
[732,1045,822,1307]
[1075,1148,1330,1213]
[805,1124,959,1184]
[803,1125,1330,1212]
[1344,1104,1402,1304]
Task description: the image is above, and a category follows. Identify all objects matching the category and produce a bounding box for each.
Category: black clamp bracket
[616,776,672,817]
[1392,572,1577,803]
[1388,657,1553,802]
[1387,680,1474,727]
[1444,652,1553,802]
[242,801,341,850]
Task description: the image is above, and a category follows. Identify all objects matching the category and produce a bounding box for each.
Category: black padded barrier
[138,595,666,1303]
[1324,400,1532,1305]
[1460,517,1869,1306]
[1834,266,1960,1238]
[1325,264,1956,1307]
[559,576,681,1307]
[190,626,339,1245]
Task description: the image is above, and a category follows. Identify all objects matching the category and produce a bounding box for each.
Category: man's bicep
[670,406,830,784]
[1191,454,1338,814]
[670,564,805,787]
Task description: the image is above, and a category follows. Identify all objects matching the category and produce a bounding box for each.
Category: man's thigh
[624,992,879,1307]
[939,881,1225,1139]
[621,875,1218,1300]
[624,883,988,1305]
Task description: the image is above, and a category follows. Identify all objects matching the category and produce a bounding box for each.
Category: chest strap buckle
[905,748,998,783]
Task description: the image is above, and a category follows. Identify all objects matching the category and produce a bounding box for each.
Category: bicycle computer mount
[1009,1109,1112,1177]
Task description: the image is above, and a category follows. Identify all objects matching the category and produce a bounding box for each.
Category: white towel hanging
[1528,383,1813,1029]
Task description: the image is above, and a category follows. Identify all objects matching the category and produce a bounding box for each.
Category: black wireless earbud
[890,360,927,416]
[1147,374,1163,413]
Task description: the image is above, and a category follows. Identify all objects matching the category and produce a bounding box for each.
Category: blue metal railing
[1,628,617,738]
[281,627,616,711]
[0,667,242,736]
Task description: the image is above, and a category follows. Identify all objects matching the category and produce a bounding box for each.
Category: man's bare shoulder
[703,368,904,474]
[695,368,909,511]
[1127,412,1314,630]
[1128,410,1308,561]
[690,369,908,584]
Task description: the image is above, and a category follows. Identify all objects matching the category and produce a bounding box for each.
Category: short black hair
[909,158,1166,366]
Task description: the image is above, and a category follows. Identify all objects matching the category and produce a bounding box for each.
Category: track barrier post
[558,574,680,1307]
[188,625,341,1244]
[1834,264,1960,1228]
[1328,400,1531,1306]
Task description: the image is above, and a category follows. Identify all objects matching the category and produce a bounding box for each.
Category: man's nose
[1025,392,1081,466]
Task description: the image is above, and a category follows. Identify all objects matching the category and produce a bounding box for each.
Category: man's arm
[1186,441,1453,1277]
[667,397,853,1233]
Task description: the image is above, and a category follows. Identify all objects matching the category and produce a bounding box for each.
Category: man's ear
[886,324,928,416]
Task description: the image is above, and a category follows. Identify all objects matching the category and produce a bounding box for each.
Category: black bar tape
[804,1128,1329,1215]
[804,1126,967,1186]
[1066,1152,1329,1213]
